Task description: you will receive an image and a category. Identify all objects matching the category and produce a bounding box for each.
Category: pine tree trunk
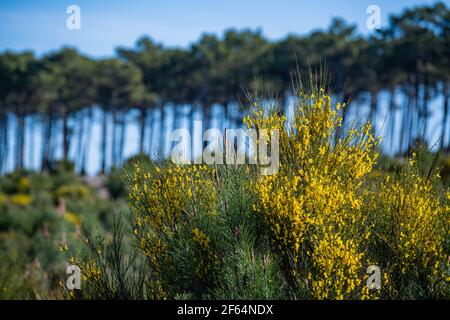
[17,112,25,169]
[422,77,430,143]
[441,81,449,150]
[202,104,211,151]
[149,109,157,157]
[28,115,35,169]
[188,104,197,163]
[42,110,53,171]
[62,108,69,161]
[399,81,412,156]
[100,108,108,174]
[81,108,93,176]
[139,107,147,154]
[111,108,117,167]
[223,102,229,131]
[76,109,85,173]
[369,90,378,130]
[388,86,396,154]
[118,115,126,164]
[159,104,166,157]
[0,108,6,173]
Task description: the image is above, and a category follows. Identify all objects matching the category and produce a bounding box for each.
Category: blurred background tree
[0,2,449,175]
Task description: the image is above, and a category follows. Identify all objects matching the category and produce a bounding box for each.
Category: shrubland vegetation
[66,82,450,300]
[0,161,128,299]
[2,77,450,300]
[1,2,450,300]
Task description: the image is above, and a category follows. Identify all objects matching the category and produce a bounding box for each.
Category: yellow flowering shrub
[130,164,216,232]
[308,233,366,300]
[247,90,379,299]
[56,185,90,199]
[128,163,218,297]
[368,155,450,296]
[72,85,450,300]
[9,193,32,207]
[191,227,220,283]
[67,256,102,284]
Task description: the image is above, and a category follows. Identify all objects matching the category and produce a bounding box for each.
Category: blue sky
[0,0,448,57]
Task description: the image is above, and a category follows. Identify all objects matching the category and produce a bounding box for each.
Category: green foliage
[0,167,125,299]
[106,167,127,199]
[70,163,290,300]
[0,251,42,299]
[64,215,151,300]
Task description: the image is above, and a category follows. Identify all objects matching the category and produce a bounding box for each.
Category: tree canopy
[0,2,449,174]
